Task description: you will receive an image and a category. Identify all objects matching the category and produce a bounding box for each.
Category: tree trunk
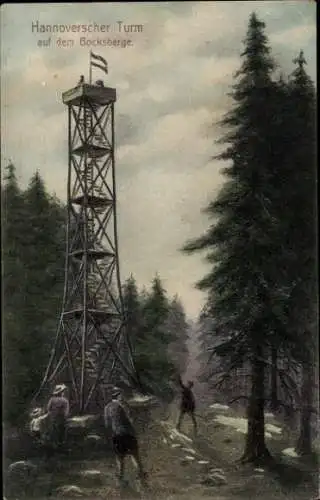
[242,344,271,464]
[270,347,279,412]
[296,358,314,456]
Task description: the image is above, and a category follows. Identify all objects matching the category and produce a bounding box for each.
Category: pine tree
[182,13,284,462]
[123,275,144,343]
[3,168,66,424]
[166,295,189,375]
[23,171,65,349]
[2,164,30,423]
[137,275,177,399]
[285,51,317,456]
[196,301,215,383]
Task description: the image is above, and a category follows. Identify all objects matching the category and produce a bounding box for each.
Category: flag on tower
[90,51,108,74]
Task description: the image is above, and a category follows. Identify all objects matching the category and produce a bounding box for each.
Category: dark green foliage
[166,295,190,375]
[285,52,317,354]
[182,12,313,462]
[123,275,180,400]
[182,12,317,461]
[183,12,278,366]
[123,274,143,341]
[286,52,317,455]
[2,166,66,424]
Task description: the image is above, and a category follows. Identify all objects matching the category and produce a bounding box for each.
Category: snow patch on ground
[209,403,230,411]
[265,423,282,435]
[128,394,157,407]
[214,415,282,437]
[282,447,299,458]
[264,412,274,418]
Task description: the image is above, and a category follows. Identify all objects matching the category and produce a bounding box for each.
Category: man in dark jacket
[104,387,147,487]
[176,376,197,436]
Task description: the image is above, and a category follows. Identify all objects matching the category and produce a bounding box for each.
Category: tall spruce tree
[285,52,317,456]
[166,295,189,375]
[123,275,144,343]
[137,275,177,399]
[23,172,65,348]
[182,13,284,462]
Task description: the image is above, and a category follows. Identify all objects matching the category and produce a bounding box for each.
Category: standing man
[47,384,69,451]
[176,376,197,436]
[104,387,147,488]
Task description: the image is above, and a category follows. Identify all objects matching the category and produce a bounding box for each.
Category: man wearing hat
[104,387,147,487]
[47,384,69,450]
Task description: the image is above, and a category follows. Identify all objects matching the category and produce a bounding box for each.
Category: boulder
[180,455,196,465]
[181,446,196,453]
[8,460,38,479]
[6,460,38,496]
[209,467,225,475]
[56,485,85,497]
[79,469,103,486]
[84,434,102,442]
[67,415,97,429]
[201,472,227,487]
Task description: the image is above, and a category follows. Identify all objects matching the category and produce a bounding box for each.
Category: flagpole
[89,51,92,85]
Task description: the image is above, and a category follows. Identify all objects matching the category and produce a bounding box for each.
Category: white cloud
[270,23,316,47]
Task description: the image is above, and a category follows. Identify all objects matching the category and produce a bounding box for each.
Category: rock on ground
[200,471,227,487]
[7,460,38,482]
[79,469,103,486]
[84,434,102,442]
[182,447,197,455]
[6,461,38,497]
[56,485,85,497]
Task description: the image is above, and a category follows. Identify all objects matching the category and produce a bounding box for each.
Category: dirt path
[4,405,318,500]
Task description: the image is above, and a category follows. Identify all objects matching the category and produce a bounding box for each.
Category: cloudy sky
[1,1,316,320]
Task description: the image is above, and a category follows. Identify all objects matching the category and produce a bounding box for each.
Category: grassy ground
[4,403,319,500]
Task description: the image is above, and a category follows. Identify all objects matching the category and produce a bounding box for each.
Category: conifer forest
[2,11,318,500]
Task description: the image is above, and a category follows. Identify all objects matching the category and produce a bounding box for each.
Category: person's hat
[30,408,43,418]
[52,384,67,396]
[111,386,122,398]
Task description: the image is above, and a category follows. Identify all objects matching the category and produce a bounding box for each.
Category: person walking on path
[104,387,147,488]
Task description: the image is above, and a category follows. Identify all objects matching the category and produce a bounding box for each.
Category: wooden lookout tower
[35,69,141,414]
